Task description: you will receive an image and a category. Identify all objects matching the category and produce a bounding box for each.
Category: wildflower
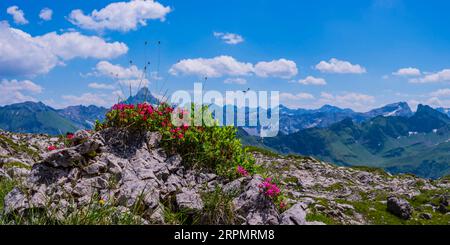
[259,177,281,199]
[279,201,287,209]
[99,199,105,205]
[237,165,249,177]
[66,133,74,140]
[178,133,184,139]
[47,145,58,151]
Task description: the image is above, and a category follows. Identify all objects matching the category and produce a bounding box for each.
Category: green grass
[350,166,390,177]
[324,182,345,192]
[197,187,237,225]
[0,178,17,212]
[0,135,39,160]
[245,145,281,158]
[306,211,339,225]
[1,161,31,170]
[334,188,450,225]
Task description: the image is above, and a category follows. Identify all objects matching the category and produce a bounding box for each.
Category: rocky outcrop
[387,196,413,220]
[1,128,449,225]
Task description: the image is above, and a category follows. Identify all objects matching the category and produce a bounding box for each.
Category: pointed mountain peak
[365,102,413,118]
[123,87,159,105]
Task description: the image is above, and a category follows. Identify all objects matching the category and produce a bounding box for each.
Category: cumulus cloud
[94,61,143,79]
[0,23,58,76]
[408,97,450,111]
[39,8,53,21]
[280,92,315,100]
[409,69,450,83]
[224,78,247,84]
[213,32,244,45]
[35,32,128,60]
[61,93,112,107]
[392,67,421,76]
[0,23,128,76]
[169,56,254,78]
[298,76,327,86]
[88,82,115,90]
[169,56,298,79]
[254,59,298,79]
[68,0,171,32]
[0,79,43,105]
[91,61,149,90]
[319,92,375,111]
[315,58,366,74]
[118,79,149,90]
[430,88,450,98]
[6,6,28,25]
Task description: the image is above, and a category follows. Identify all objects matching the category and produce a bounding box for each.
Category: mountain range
[241,104,450,179]
[0,88,449,178]
[0,87,159,135]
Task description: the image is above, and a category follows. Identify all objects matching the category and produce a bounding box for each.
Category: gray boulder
[4,187,28,214]
[387,196,413,219]
[176,189,204,212]
[0,168,11,180]
[280,203,307,225]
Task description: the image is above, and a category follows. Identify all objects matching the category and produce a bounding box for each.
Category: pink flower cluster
[66,133,74,140]
[237,165,249,177]
[258,178,281,198]
[47,145,59,151]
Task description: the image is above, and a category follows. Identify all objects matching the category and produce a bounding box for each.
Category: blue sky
[1,0,450,111]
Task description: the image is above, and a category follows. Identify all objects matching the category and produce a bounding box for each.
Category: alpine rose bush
[259,177,287,210]
[95,102,256,179]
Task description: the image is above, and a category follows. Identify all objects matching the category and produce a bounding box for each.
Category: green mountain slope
[252,105,450,178]
[0,102,78,135]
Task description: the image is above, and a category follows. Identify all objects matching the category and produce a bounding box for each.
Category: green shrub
[95,102,256,179]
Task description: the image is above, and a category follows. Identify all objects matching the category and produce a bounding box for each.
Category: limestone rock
[387,196,413,220]
[176,189,204,212]
[280,203,307,225]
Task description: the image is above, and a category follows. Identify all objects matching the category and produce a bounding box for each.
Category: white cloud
[91,61,149,91]
[224,78,247,84]
[409,69,450,83]
[68,0,171,32]
[280,92,315,100]
[61,93,112,107]
[393,67,421,76]
[298,76,327,86]
[254,59,298,79]
[408,97,450,111]
[319,92,375,111]
[88,82,115,90]
[35,32,128,60]
[170,56,298,79]
[213,32,244,45]
[0,22,128,76]
[119,79,149,90]
[0,23,58,76]
[6,6,28,25]
[430,88,450,98]
[169,56,254,78]
[0,79,43,105]
[39,8,53,21]
[315,58,366,74]
[94,61,143,79]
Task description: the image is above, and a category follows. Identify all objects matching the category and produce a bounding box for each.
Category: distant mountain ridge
[243,104,450,179]
[240,102,414,135]
[0,87,160,135]
[57,105,108,129]
[0,102,78,135]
